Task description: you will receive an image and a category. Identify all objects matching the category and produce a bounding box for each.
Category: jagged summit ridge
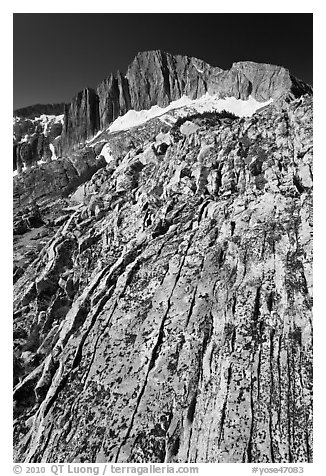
[62,50,312,151]
[12,51,312,178]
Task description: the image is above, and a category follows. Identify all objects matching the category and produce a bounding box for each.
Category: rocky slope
[13,94,313,463]
[13,102,68,172]
[62,51,312,151]
[13,149,106,208]
[13,114,65,173]
[14,103,66,119]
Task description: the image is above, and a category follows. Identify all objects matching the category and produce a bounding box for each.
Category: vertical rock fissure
[218,364,233,447]
[247,371,255,462]
[114,233,195,462]
[269,329,275,462]
[184,286,199,328]
[287,349,293,462]
[79,253,146,387]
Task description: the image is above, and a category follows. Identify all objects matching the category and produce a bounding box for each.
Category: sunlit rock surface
[13,95,312,463]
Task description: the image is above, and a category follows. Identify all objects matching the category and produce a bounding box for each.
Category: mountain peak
[18,51,311,152]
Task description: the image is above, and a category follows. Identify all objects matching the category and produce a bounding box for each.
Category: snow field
[108,94,273,133]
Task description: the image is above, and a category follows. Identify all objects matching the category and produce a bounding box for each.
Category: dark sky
[13,13,313,110]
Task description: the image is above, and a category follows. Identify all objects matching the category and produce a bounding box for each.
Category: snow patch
[99,143,115,166]
[108,94,273,133]
[108,96,195,132]
[49,143,57,160]
[14,114,65,143]
[13,166,27,177]
[34,114,64,125]
[86,129,103,145]
[21,134,29,143]
[189,94,273,117]
[194,65,204,74]
[55,114,64,124]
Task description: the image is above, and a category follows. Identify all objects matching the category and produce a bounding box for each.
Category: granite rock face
[61,51,312,150]
[220,62,311,101]
[62,88,100,151]
[125,51,219,110]
[13,148,106,208]
[13,95,313,463]
[97,72,131,130]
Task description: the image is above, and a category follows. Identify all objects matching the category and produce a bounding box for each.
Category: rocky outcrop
[125,51,219,110]
[62,88,100,151]
[125,53,311,108]
[213,61,312,101]
[14,202,44,236]
[13,95,313,463]
[13,149,106,208]
[97,72,131,130]
[13,114,64,171]
[61,51,312,151]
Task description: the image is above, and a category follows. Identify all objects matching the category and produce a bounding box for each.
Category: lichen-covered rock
[13,96,312,464]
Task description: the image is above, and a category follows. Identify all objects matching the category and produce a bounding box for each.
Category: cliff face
[222,62,298,101]
[62,88,100,150]
[97,72,131,130]
[61,51,312,150]
[125,51,219,109]
[13,95,313,463]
